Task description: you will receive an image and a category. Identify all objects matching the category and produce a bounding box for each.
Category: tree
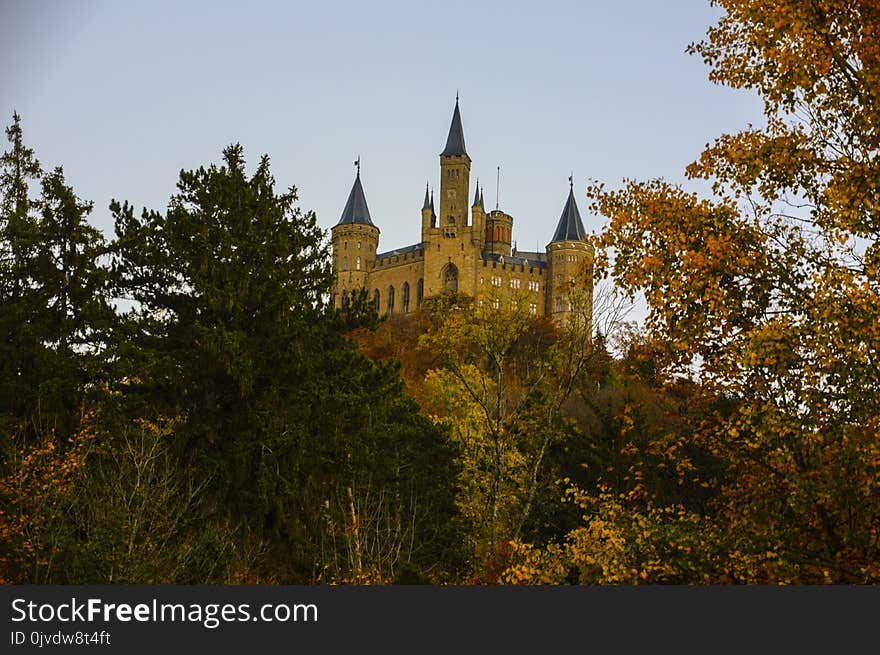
[420,286,595,579]
[0,115,113,443]
[0,112,42,439]
[111,145,460,581]
[30,168,114,438]
[0,112,42,299]
[0,413,95,583]
[581,0,880,582]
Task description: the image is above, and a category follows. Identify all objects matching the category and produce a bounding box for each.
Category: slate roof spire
[550,180,586,242]
[423,182,431,210]
[473,178,481,207]
[440,95,468,157]
[336,162,375,226]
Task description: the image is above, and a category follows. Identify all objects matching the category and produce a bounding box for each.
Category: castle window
[480,277,484,285]
[443,264,459,293]
[492,299,500,309]
[528,280,539,292]
[357,241,362,249]
[402,282,410,313]
[417,278,424,307]
[374,289,380,314]
[388,286,395,314]
[343,256,348,271]
[344,242,348,249]
[356,256,361,271]
[529,303,537,315]
[555,298,563,312]
[510,278,521,289]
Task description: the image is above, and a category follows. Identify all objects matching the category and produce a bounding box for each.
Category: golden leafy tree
[508,0,880,583]
[420,285,595,579]
[0,416,95,583]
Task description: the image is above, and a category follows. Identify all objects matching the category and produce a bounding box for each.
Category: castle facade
[331,98,593,321]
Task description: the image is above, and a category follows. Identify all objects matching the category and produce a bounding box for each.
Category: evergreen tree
[1,114,112,441]
[0,112,43,439]
[30,167,114,437]
[112,145,459,581]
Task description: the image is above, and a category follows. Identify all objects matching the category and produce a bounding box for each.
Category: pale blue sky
[2,0,763,271]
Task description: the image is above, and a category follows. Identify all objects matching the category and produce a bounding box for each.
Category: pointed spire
[550,182,586,243]
[430,189,436,217]
[473,178,481,207]
[423,182,431,210]
[440,95,468,157]
[336,165,374,227]
[479,185,485,211]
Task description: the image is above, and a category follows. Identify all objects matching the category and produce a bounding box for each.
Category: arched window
[356,256,361,271]
[416,278,424,308]
[341,290,349,308]
[374,289,380,314]
[402,282,410,313]
[443,264,459,293]
[388,286,395,314]
[495,226,502,241]
[555,298,563,312]
[486,226,493,242]
[343,256,348,271]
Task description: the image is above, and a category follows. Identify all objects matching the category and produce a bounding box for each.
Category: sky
[2,0,765,321]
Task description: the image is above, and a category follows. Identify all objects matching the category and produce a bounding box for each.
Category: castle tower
[484,208,513,257]
[330,164,380,309]
[546,180,593,324]
[471,181,486,249]
[423,97,480,298]
[439,95,471,229]
[421,183,435,234]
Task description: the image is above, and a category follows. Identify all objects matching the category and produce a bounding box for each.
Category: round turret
[332,169,380,308]
[546,183,593,323]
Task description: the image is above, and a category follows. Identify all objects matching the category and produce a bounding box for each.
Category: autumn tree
[0,414,96,583]
[420,283,597,578]
[575,0,880,582]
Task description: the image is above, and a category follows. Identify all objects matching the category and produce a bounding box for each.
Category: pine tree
[112,145,459,581]
[0,112,43,439]
[1,114,113,442]
[31,168,114,437]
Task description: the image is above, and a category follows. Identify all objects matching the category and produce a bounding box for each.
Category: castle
[331,97,593,322]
